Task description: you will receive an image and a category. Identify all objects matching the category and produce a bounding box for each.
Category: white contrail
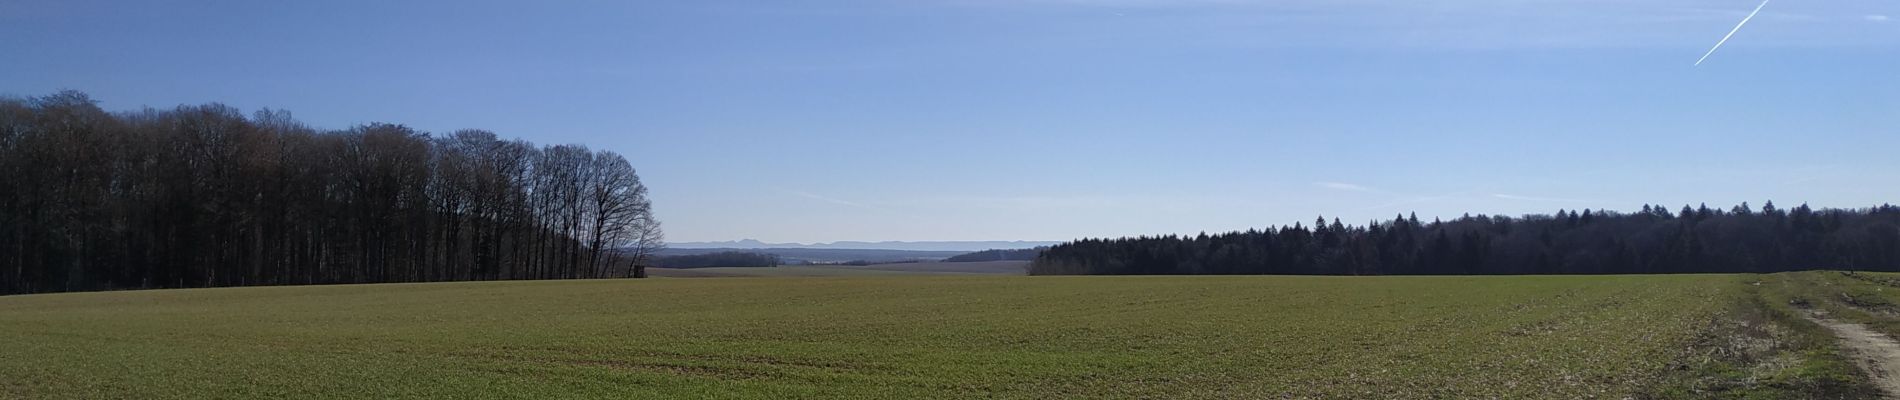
[1696,0,1771,66]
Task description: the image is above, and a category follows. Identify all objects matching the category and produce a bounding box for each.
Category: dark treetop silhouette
[1034,203,1900,276]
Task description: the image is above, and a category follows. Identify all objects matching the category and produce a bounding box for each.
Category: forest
[0,91,661,295]
[1033,203,1900,276]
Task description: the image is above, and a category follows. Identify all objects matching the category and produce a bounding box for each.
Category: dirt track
[1809,314,1900,397]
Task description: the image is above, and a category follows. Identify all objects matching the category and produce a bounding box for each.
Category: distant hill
[667,239,1062,252]
[944,248,1046,262]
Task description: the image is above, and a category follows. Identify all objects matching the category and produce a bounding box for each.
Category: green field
[644,261,1028,278]
[1757,271,1900,345]
[643,265,957,278]
[0,274,1862,399]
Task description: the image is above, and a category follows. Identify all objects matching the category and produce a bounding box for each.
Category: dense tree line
[0,91,662,295]
[651,252,780,269]
[945,248,1045,262]
[1033,203,1900,276]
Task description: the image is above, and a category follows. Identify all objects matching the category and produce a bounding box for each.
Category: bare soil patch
[1808,312,1900,397]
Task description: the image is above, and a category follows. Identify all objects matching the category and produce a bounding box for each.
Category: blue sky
[3,0,1896,243]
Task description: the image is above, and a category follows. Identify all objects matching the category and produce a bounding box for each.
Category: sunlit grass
[645,265,964,277]
[1,275,1738,399]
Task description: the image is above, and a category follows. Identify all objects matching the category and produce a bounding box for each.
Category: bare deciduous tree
[0,91,661,295]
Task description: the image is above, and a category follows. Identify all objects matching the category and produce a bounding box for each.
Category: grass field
[643,265,954,278]
[0,274,1880,398]
[828,260,1029,275]
[0,274,1787,399]
[1759,271,1900,338]
[645,261,1028,278]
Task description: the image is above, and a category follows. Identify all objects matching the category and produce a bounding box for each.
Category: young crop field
[1764,271,1900,339]
[642,265,957,278]
[0,274,1857,399]
[645,262,1029,278]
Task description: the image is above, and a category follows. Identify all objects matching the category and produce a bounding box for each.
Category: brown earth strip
[1808,312,1900,398]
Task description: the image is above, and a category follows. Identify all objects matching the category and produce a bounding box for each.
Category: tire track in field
[1806,312,1900,398]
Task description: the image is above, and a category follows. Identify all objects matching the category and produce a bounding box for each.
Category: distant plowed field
[0,275,1844,398]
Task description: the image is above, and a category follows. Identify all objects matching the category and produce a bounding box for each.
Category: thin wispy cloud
[1315,182,1378,193]
[1362,192,1466,210]
[939,0,1893,49]
[1491,194,1591,203]
[932,195,1128,209]
[912,194,1268,212]
[1869,15,1892,22]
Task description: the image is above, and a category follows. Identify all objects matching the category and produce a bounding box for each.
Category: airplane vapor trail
[1695,0,1771,66]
